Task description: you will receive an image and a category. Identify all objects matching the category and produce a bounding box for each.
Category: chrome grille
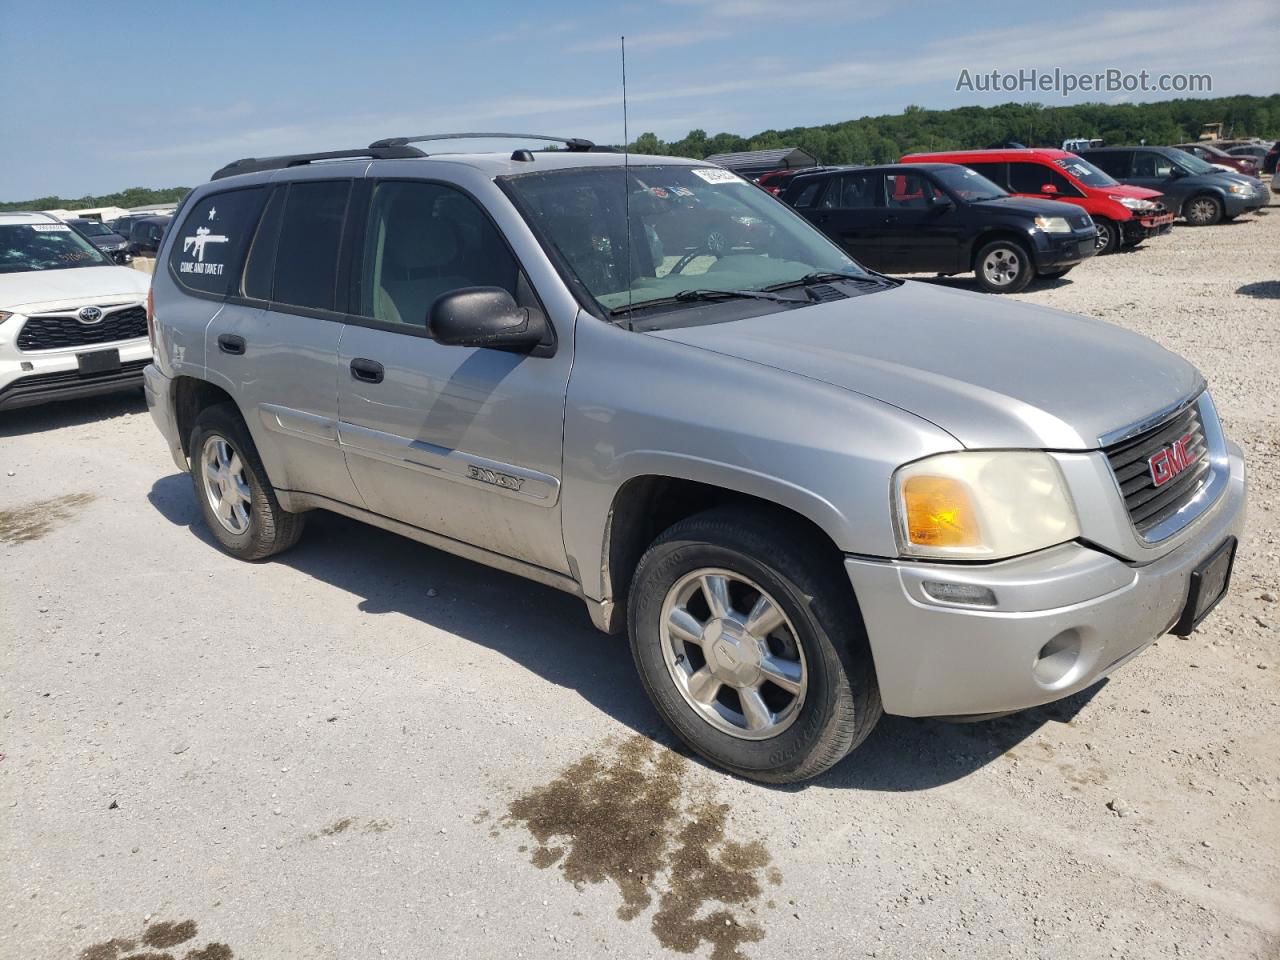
[1104,401,1209,536]
[17,305,147,351]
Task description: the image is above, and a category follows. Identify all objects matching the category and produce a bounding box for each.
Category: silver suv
[143,135,1246,783]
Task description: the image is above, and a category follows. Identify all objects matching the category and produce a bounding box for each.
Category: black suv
[1077,147,1267,226]
[66,218,131,263]
[780,163,1098,293]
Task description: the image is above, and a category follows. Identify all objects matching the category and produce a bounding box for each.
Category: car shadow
[0,390,146,438]
[910,274,1078,294]
[146,476,1104,791]
[1237,280,1280,299]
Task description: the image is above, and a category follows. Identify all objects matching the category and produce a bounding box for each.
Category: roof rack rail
[210,145,427,181]
[368,132,606,152]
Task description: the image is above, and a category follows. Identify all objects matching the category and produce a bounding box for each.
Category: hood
[0,265,150,313]
[648,281,1201,451]
[974,195,1089,219]
[1100,183,1163,201]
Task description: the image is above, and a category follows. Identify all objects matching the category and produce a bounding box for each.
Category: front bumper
[1033,231,1098,271]
[0,339,152,411]
[143,363,188,472]
[846,443,1246,718]
[1123,210,1175,242]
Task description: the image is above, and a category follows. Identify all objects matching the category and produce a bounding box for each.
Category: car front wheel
[1183,194,1223,226]
[974,239,1034,293]
[1093,218,1120,254]
[628,508,881,783]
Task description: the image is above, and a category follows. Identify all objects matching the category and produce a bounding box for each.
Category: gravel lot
[2,203,1278,960]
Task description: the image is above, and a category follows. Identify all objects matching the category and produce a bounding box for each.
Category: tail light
[146,285,156,352]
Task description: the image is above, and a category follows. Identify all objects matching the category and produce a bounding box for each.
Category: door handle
[217,334,245,355]
[349,358,384,384]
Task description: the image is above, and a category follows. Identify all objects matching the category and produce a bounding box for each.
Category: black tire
[973,238,1034,293]
[1183,194,1223,226]
[188,403,305,561]
[627,507,882,783]
[1094,218,1120,255]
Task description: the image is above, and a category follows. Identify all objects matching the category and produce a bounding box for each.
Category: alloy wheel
[659,568,807,740]
[201,435,252,535]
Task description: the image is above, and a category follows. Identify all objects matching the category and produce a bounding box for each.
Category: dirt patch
[0,492,93,544]
[503,735,775,959]
[318,817,354,836]
[142,920,198,949]
[79,920,230,960]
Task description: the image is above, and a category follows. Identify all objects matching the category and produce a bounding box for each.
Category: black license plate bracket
[1171,536,1236,636]
[77,348,121,376]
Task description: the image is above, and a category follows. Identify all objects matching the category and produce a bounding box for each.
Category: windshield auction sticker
[31,223,72,232]
[691,168,743,184]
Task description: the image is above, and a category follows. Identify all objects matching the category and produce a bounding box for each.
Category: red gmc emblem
[1148,433,1200,487]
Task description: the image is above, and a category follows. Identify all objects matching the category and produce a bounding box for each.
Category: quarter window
[169,188,267,297]
[358,181,519,327]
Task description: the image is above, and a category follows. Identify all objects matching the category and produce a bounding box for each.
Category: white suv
[0,211,152,411]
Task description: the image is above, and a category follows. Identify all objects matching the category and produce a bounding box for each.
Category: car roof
[904,147,1075,161]
[208,149,707,188]
[0,211,61,224]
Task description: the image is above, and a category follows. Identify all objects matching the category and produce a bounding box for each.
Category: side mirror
[929,193,954,211]
[1040,184,1059,195]
[428,287,548,354]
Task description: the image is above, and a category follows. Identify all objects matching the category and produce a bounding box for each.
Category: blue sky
[2,0,1276,199]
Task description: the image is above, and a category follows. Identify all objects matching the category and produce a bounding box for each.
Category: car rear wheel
[1093,218,1120,254]
[628,507,882,783]
[974,239,1034,293]
[1183,194,1223,226]
[189,403,305,561]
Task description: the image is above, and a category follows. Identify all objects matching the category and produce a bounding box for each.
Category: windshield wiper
[764,271,894,293]
[609,287,806,315]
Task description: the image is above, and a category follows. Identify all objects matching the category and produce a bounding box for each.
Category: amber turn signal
[902,475,981,548]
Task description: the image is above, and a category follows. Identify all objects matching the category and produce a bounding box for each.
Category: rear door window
[965,162,1007,188]
[169,188,267,297]
[1087,152,1132,178]
[271,180,353,312]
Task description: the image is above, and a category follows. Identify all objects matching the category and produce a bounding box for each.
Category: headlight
[1110,195,1154,211]
[1228,182,1250,194]
[1034,216,1073,233]
[0,310,15,325]
[893,451,1080,560]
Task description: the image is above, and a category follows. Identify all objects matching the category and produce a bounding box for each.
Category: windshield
[930,165,1006,201]
[0,222,111,273]
[502,165,868,313]
[74,221,112,237]
[1172,150,1217,176]
[1054,156,1117,187]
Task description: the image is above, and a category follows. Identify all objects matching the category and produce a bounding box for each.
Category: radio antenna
[621,35,634,328]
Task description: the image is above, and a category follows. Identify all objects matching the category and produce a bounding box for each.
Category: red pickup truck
[901,148,1175,254]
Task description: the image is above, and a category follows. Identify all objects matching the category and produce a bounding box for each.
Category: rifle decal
[179,205,230,277]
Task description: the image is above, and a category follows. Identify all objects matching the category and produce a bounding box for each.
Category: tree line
[4,94,1277,209]
[628,94,1280,164]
